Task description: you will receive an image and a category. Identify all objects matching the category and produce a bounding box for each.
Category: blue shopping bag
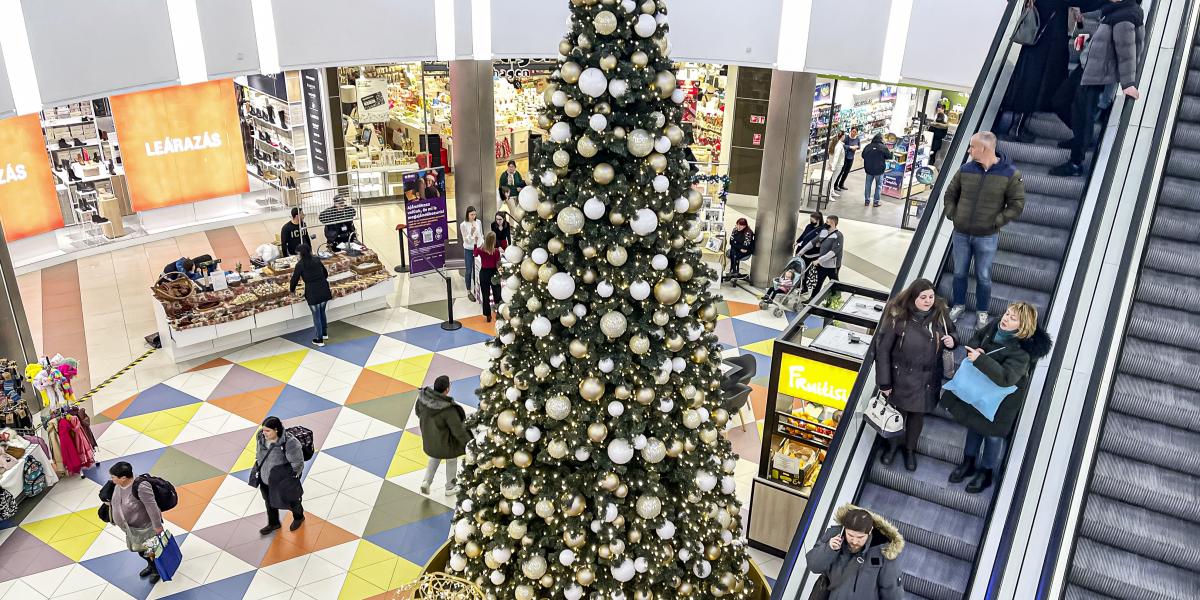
[153,531,182,581]
[942,354,1017,421]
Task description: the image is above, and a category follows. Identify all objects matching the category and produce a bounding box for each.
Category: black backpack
[135,474,178,511]
[287,426,315,461]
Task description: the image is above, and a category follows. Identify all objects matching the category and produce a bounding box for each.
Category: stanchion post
[439,266,462,331]
[394,224,410,273]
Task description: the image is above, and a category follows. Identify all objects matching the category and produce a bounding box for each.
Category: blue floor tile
[386,324,492,352]
[365,511,454,566]
[87,447,167,485]
[121,385,203,419]
[448,376,481,409]
[269,386,341,420]
[160,570,254,599]
[322,432,404,477]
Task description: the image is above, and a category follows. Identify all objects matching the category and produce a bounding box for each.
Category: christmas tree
[447,1,755,598]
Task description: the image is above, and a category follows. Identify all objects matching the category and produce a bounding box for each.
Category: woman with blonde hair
[941,301,1052,494]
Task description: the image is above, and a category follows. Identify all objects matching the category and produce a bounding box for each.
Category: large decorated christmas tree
[447,1,754,597]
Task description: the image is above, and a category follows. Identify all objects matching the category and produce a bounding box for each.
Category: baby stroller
[759,259,819,317]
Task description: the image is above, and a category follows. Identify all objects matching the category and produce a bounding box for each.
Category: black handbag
[940,316,958,380]
[808,574,831,600]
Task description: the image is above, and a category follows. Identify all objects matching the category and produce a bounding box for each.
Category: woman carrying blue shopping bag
[940,302,1052,494]
[106,462,167,584]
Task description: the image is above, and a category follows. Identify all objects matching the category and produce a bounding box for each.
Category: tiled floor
[0,291,801,600]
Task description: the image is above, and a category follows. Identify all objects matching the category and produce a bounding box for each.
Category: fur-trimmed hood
[834,504,905,561]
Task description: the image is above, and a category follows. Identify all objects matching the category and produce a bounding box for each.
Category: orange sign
[0,114,63,241]
[111,80,249,211]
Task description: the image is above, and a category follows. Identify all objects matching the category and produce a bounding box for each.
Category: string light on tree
[449,0,754,597]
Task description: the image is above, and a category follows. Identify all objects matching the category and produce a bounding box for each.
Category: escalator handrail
[1033,2,1200,597]
[768,2,1023,598]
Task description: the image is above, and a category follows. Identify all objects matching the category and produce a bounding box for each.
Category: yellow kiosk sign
[777,353,859,410]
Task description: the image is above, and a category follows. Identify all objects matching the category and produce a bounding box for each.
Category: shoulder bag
[247,442,275,488]
[940,316,958,380]
[865,392,905,438]
[943,348,1018,421]
[1012,3,1042,46]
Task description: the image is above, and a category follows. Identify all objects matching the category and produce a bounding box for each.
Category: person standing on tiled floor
[416,375,468,495]
[107,461,165,585]
[253,416,306,534]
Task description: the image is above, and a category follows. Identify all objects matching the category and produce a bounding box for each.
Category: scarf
[994,328,1017,345]
[1101,0,1143,27]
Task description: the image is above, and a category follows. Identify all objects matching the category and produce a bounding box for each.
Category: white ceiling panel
[490,0,568,58]
[670,0,782,67]
[271,0,440,70]
[804,0,893,79]
[901,0,1007,91]
[22,0,179,106]
[197,0,261,79]
[0,46,15,118]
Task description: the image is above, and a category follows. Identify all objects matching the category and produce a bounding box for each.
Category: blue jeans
[951,232,999,312]
[463,248,475,293]
[964,430,1005,470]
[309,302,328,340]
[864,173,884,204]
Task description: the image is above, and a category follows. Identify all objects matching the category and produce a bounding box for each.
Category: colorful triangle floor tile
[117,402,204,445]
[209,385,286,425]
[19,509,107,562]
[268,386,341,420]
[207,366,288,402]
[323,432,404,478]
[240,350,309,383]
[345,369,416,406]
[365,354,434,389]
[119,385,204,420]
[159,570,256,600]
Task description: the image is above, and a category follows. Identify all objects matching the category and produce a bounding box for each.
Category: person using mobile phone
[806,505,905,600]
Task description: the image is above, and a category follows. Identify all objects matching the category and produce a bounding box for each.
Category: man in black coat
[861,134,891,207]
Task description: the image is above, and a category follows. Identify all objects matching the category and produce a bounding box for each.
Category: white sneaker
[444,485,461,496]
[949,305,965,321]
[419,482,430,495]
[977,311,990,327]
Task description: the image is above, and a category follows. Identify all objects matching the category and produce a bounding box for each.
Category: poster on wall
[301,69,330,177]
[403,170,447,275]
[110,80,249,212]
[0,114,63,241]
[355,78,389,123]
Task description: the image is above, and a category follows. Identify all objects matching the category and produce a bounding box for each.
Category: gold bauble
[561,61,582,84]
[600,54,618,71]
[667,439,684,457]
[523,219,536,233]
[598,545,612,560]
[493,456,508,468]
[537,199,555,219]
[540,575,555,588]
[596,102,612,115]
[538,114,554,129]
[569,339,589,358]
[636,387,655,405]
[526,297,543,313]
[565,99,583,118]
[648,152,668,173]
[564,495,587,517]
[480,369,496,387]
[601,472,620,490]
[685,438,697,452]
[579,377,605,401]
[719,572,737,591]
[653,310,671,326]
[553,149,571,167]
[514,450,533,468]
[465,541,482,558]
[675,262,694,281]
[538,263,557,283]
[497,409,517,433]
[693,346,709,364]
[576,567,595,586]
[560,312,577,328]
[615,483,629,498]
[628,528,642,543]
[515,585,535,600]
[577,33,592,50]
[613,515,625,527]
[536,499,556,518]
[609,211,626,225]
[587,422,608,442]
[565,530,587,549]
[558,40,573,56]
[714,408,729,427]
[485,554,500,569]
[593,10,618,35]
[520,257,539,281]
[700,427,719,445]
[583,245,598,258]
[666,335,684,352]
[688,189,704,212]
[679,582,694,596]
[632,51,649,66]
[634,590,654,600]
[615,385,632,399]
[665,124,685,146]
[606,245,628,266]
[654,278,682,304]
[613,126,626,139]
[547,237,565,254]
[641,0,655,13]
[578,136,599,158]
[593,163,615,185]
[629,334,651,355]
[581,269,596,284]
[706,544,723,560]
[671,235,686,250]
[699,303,718,321]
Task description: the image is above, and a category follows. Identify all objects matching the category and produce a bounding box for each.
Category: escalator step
[1152,206,1200,243]
[937,277,1051,319]
[1099,412,1200,478]
[867,452,990,517]
[1081,495,1200,574]
[1173,122,1200,152]
[1135,268,1200,314]
[1159,176,1200,211]
[916,415,968,465]
[1186,70,1200,97]
[859,483,982,562]
[1069,537,1200,599]
[1128,302,1200,354]
[1091,452,1200,529]
[1110,375,1200,434]
[990,258,1058,293]
[1026,112,1080,141]
[1002,221,1070,260]
[1018,197,1079,229]
[1119,338,1200,394]
[998,139,1072,167]
[891,540,971,600]
[1180,95,1200,123]
[1064,585,1120,600]
[1142,236,1200,279]
[1166,148,1200,179]
[1021,172,1086,200]
[1191,49,1200,71]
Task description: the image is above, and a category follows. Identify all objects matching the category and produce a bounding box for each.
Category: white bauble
[517,186,540,212]
[626,129,655,157]
[550,353,566,368]
[687,323,703,340]
[641,438,666,463]
[578,68,608,98]
[573,304,588,317]
[611,559,636,582]
[599,358,615,373]
[449,553,467,571]
[504,244,525,264]
[557,206,586,235]
[636,495,662,519]
[635,557,649,573]
[560,549,576,566]
[608,79,629,98]
[597,280,614,297]
[548,272,576,300]
[546,395,572,420]
[674,196,690,213]
[607,439,634,464]
[507,275,522,290]
[530,316,552,338]
[651,111,666,128]
[500,331,516,345]
[656,12,668,25]
[589,113,608,132]
[490,571,506,585]
[658,398,674,413]
[653,174,670,193]
[550,121,572,143]
[564,585,584,600]
[722,476,736,495]
[676,303,692,318]
[583,197,605,220]
[696,470,718,492]
[657,520,676,539]
[694,561,712,579]
[454,519,475,542]
[629,280,651,300]
[531,248,549,265]
[487,344,503,359]
[633,434,647,449]
[492,546,512,564]
[631,208,659,236]
[634,13,657,37]
[672,88,687,104]
[672,357,686,372]
[551,90,568,107]
[655,136,673,154]
[621,0,637,13]
[608,401,625,417]
[651,254,668,270]
[525,427,542,442]
[600,311,628,339]
[574,447,591,461]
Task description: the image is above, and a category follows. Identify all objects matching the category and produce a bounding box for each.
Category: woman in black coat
[725,218,755,280]
[790,211,827,298]
[289,244,333,347]
[874,279,957,471]
[941,301,1052,494]
[490,212,511,249]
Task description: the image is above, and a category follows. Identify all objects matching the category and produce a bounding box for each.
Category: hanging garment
[67,415,95,471]
[45,420,65,476]
[76,409,97,449]
[22,435,49,460]
[56,418,83,475]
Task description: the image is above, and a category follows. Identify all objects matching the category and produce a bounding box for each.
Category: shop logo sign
[0,163,28,186]
[144,132,224,157]
[778,353,859,410]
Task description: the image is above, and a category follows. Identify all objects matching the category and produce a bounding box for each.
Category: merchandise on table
[152,249,393,331]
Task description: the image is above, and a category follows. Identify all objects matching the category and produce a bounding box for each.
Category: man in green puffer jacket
[943,132,1025,327]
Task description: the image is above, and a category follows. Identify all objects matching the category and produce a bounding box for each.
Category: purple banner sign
[403,170,449,274]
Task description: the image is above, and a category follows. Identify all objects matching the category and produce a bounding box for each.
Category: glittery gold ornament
[632,51,649,66]
[714,408,729,427]
[538,263,557,283]
[514,450,533,468]
[606,245,628,266]
[700,427,719,444]
[536,499,556,518]
[614,385,631,399]
[578,136,599,157]
[579,377,605,401]
[653,310,671,326]
[560,312,577,327]
[667,439,684,457]
[587,422,608,442]
[629,334,650,355]
[593,10,618,34]
[609,211,626,225]
[570,339,589,358]
[601,472,619,490]
[654,278,682,304]
[598,545,612,560]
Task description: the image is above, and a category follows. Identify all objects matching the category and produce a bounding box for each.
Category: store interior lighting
[166,0,208,85]
[0,0,42,115]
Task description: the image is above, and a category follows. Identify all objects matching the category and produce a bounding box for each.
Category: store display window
[493,59,554,175]
[677,62,728,172]
[236,73,309,190]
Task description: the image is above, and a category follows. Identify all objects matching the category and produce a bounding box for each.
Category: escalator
[854,113,1087,600]
[1061,31,1200,600]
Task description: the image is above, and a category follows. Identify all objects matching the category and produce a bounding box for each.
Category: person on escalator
[873,279,958,472]
[940,302,1052,494]
[943,132,1025,327]
[1050,0,1145,177]
[806,505,905,600]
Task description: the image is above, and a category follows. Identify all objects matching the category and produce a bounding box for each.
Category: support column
[449,60,497,225]
[749,70,817,288]
[0,223,39,410]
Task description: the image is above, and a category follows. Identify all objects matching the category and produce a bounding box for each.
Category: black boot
[879,443,898,466]
[949,457,976,483]
[139,562,155,578]
[966,468,994,494]
[903,449,917,472]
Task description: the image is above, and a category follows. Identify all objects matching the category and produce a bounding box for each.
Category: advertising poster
[355,78,389,123]
[776,352,859,410]
[110,80,249,212]
[403,170,448,274]
[0,114,63,241]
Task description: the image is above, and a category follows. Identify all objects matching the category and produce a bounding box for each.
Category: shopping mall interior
[0,1,1192,599]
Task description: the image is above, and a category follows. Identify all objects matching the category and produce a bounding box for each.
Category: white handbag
[865,393,905,438]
